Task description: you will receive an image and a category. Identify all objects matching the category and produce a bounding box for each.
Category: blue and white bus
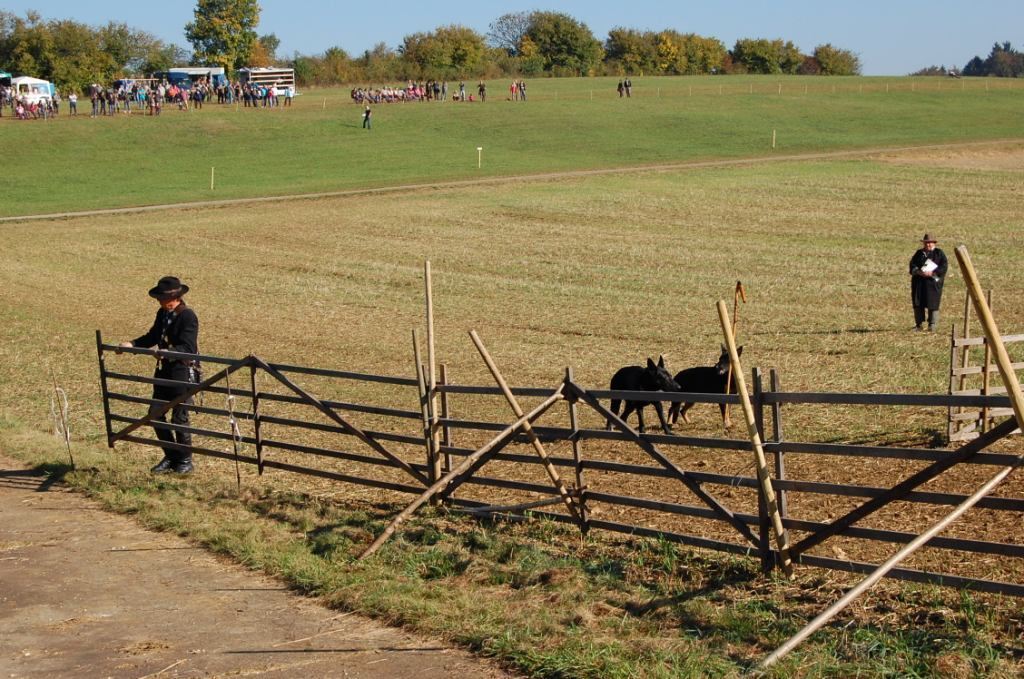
[153,67,228,89]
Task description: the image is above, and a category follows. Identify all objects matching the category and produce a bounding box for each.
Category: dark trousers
[149,365,193,462]
[914,306,939,329]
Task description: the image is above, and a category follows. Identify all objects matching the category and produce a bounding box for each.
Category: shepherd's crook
[723,281,746,426]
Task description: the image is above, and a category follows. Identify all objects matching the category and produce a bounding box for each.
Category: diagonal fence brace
[250,356,430,487]
[359,384,565,560]
[791,416,1020,558]
[566,380,760,549]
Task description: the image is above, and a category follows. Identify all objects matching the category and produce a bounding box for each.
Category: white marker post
[210,167,215,191]
[772,129,776,149]
[477,147,483,169]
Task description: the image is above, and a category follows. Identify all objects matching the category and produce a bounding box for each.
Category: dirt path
[0,455,513,678]
[1,138,1019,224]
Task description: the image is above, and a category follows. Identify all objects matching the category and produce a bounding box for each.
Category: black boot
[151,457,174,473]
[172,457,194,475]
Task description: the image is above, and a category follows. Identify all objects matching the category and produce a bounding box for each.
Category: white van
[11,76,55,105]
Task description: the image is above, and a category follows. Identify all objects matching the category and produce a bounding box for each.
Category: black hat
[148,276,189,300]
[921,233,938,243]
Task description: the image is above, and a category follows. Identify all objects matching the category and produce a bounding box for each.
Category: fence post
[250,362,264,475]
[412,329,438,495]
[439,363,452,473]
[769,369,788,520]
[948,324,958,443]
[566,367,589,536]
[753,367,772,573]
[424,261,442,485]
[981,290,993,432]
[95,330,114,447]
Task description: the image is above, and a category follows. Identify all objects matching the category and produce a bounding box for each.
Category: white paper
[921,259,938,274]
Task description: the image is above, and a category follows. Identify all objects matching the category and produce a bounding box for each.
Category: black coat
[131,303,199,377]
[909,247,948,310]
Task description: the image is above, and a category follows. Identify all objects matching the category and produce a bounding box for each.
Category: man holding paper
[909,234,948,331]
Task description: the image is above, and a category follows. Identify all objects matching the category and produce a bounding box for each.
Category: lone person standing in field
[117,277,200,474]
[362,104,372,129]
[909,234,948,331]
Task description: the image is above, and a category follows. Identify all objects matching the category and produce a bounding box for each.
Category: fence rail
[96,331,1024,596]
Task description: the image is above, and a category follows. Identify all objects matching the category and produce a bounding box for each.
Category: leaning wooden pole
[358,385,564,560]
[412,330,436,489]
[469,330,582,525]
[760,245,1024,669]
[759,461,1021,669]
[424,261,442,484]
[717,300,792,576]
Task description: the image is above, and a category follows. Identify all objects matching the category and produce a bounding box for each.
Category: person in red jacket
[117,277,200,474]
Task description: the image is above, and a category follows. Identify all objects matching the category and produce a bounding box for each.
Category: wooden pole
[250,364,264,475]
[439,363,452,472]
[723,281,747,427]
[469,330,582,525]
[359,386,565,559]
[717,300,792,575]
[958,292,972,395]
[424,261,441,483]
[759,458,1022,669]
[412,330,435,486]
[981,290,993,432]
[566,367,589,534]
[769,369,787,518]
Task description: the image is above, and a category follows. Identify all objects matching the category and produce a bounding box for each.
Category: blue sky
[4,1,1021,75]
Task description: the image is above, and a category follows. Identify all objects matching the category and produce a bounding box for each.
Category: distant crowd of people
[2,78,296,121]
[86,80,295,116]
[351,79,525,105]
[1,85,62,119]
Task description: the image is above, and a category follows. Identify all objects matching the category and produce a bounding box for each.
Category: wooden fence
[948,294,1024,442]
[96,330,1024,596]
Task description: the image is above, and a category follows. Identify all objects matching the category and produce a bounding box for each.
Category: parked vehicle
[11,76,54,104]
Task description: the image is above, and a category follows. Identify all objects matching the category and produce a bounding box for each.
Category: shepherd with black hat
[117,276,199,473]
[909,234,948,331]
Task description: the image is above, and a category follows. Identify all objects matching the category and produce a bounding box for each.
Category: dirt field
[0,454,514,679]
[876,143,1024,171]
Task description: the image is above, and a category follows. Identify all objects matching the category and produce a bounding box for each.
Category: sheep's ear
[737,346,744,356]
[647,357,657,369]
[657,355,666,368]
[721,343,727,354]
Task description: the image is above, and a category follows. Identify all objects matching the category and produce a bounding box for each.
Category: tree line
[0,11,187,90]
[2,6,862,94]
[293,11,862,86]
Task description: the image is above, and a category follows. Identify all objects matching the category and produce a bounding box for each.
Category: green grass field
[2,76,1023,677]
[4,75,1023,217]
